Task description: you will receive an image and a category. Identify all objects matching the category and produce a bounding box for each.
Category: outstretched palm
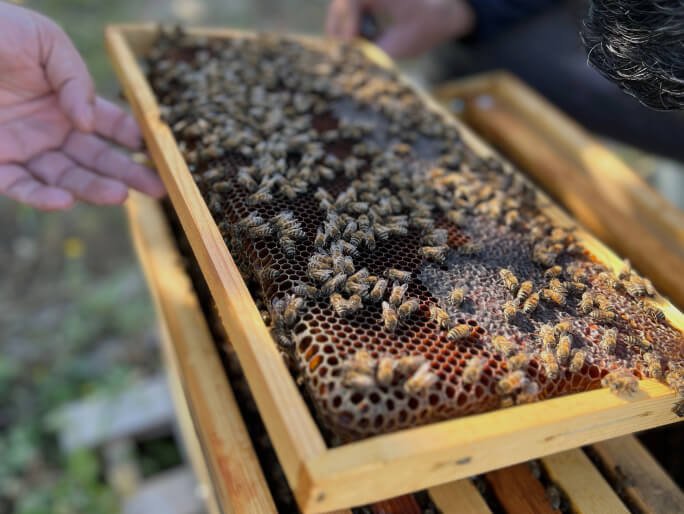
[0,3,164,210]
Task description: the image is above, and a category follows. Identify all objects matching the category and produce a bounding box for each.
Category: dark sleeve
[468,0,561,39]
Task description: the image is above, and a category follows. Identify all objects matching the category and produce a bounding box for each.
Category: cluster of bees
[343,351,438,395]
[147,29,684,432]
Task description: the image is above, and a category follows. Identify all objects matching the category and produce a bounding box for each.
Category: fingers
[376,27,418,58]
[38,16,95,132]
[63,132,165,198]
[327,0,366,39]
[27,151,129,206]
[0,163,74,210]
[94,97,143,150]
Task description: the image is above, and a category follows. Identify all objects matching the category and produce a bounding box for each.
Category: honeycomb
[146,28,684,442]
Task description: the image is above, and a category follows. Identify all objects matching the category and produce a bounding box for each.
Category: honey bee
[430,305,453,330]
[600,328,618,354]
[320,273,347,296]
[549,279,569,295]
[345,279,370,298]
[502,301,518,323]
[516,281,534,302]
[376,357,396,387]
[238,212,265,231]
[404,362,439,394]
[248,222,274,239]
[211,180,233,194]
[642,303,666,323]
[532,244,558,267]
[420,245,450,264]
[343,371,375,390]
[247,187,274,205]
[625,335,652,350]
[567,350,586,373]
[308,266,333,283]
[462,357,486,384]
[522,292,540,314]
[237,168,258,191]
[256,266,281,282]
[293,283,318,298]
[556,334,572,365]
[447,324,471,341]
[541,289,566,306]
[369,278,389,303]
[596,271,620,289]
[385,268,411,283]
[283,295,305,327]
[541,350,559,379]
[497,370,528,395]
[594,294,614,311]
[492,335,517,357]
[568,281,587,293]
[517,380,540,404]
[447,209,467,226]
[382,301,399,332]
[389,282,409,307]
[589,309,616,323]
[279,237,296,257]
[553,320,572,336]
[579,292,594,315]
[447,287,466,307]
[544,265,563,279]
[422,228,448,246]
[624,278,647,298]
[504,209,520,227]
[602,369,639,396]
[507,353,530,372]
[539,324,556,349]
[499,268,519,293]
[396,355,426,375]
[398,298,420,320]
[643,353,663,379]
[458,242,483,255]
[345,350,375,375]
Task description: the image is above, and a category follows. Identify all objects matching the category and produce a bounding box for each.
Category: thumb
[39,17,95,132]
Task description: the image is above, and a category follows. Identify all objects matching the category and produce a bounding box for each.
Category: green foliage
[14,450,118,514]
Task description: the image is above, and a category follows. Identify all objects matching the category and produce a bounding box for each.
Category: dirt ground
[1,1,682,513]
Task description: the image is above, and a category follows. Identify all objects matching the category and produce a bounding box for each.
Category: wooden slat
[110,26,684,513]
[370,495,423,514]
[126,192,277,514]
[429,480,491,514]
[592,435,684,514]
[433,72,684,309]
[486,463,559,514]
[541,449,628,514]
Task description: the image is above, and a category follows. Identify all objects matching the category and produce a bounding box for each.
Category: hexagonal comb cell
[146,29,683,442]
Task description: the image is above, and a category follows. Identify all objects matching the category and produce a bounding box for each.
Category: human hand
[0,2,165,211]
[325,0,476,59]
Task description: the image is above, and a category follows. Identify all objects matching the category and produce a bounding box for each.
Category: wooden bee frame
[108,25,683,513]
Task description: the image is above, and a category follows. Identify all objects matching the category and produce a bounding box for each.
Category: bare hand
[326,0,476,59]
[0,3,165,210]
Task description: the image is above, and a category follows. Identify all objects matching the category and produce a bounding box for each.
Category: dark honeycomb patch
[146,29,684,442]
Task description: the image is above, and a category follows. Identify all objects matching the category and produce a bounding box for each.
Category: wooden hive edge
[107,24,684,514]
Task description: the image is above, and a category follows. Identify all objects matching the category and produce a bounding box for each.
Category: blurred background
[1,1,682,514]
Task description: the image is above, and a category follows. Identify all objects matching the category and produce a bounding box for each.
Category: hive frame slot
[107,24,683,513]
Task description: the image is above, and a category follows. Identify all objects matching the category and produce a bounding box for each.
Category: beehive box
[107,25,683,512]
[126,190,684,514]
